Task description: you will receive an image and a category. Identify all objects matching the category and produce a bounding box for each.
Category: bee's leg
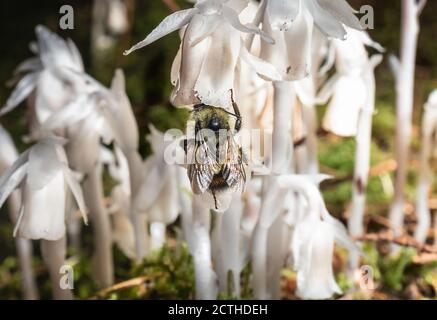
[212,191,219,210]
[230,89,242,132]
[179,138,188,154]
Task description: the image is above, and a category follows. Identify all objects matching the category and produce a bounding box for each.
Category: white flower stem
[252,220,269,299]
[301,105,319,175]
[8,192,38,300]
[125,150,148,260]
[414,107,433,243]
[191,195,217,300]
[272,81,294,174]
[252,81,294,299]
[40,237,73,300]
[266,213,288,299]
[389,0,424,236]
[348,55,381,270]
[83,162,114,288]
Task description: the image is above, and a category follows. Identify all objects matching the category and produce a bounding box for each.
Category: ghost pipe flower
[318,28,384,137]
[45,93,118,288]
[278,175,359,300]
[0,125,39,300]
[251,174,358,299]
[42,66,148,263]
[389,0,427,239]
[414,90,437,243]
[249,5,361,297]
[106,70,149,260]
[0,136,88,299]
[124,0,280,110]
[0,136,88,239]
[0,25,84,131]
[133,126,180,251]
[317,29,383,272]
[349,54,382,273]
[101,146,137,259]
[255,0,362,81]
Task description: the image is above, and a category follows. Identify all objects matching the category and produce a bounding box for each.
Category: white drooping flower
[0,136,88,240]
[415,89,437,243]
[318,28,384,137]
[257,0,362,81]
[133,126,181,249]
[0,125,19,174]
[292,213,341,299]
[276,175,359,300]
[1,25,84,128]
[124,0,281,110]
[101,146,136,259]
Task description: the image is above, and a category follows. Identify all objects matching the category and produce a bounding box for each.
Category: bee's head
[192,104,231,133]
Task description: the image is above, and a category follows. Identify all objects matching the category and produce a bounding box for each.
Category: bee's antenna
[230,89,242,132]
[192,103,206,111]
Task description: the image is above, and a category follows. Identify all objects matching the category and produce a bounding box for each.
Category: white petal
[306,0,346,40]
[240,44,282,81]
[13,57,43,75]
[134,157,167,212]
[0,150,30,198]
[27,141,62,190]
[322,75,367,137]
[316,0,362,30]
[18,171,66,240]
[188,14,222,48]
[112,210,136,259]
[259,11,289,78]
[294,77,315,106]
[322,212,362,254]
[34,70,73,124]
[194,24,241,109]
[315,73,340,104]
[266,0,300,31]
[64,167,88,225]
[223,6,274,44]
[0,72,39,116]
[283,7,314,80]
[67,38,85,72]
[296,219,341,299]
[35,25,79,70]
[109,69,139,152]
[42,94,92,130]
[171,15,210,106]
[0,125,19,169]
[171,45,182,86]
[124,8,198,55]
[0,163,28,209]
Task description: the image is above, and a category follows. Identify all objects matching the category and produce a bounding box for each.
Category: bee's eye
[208,117,220,131]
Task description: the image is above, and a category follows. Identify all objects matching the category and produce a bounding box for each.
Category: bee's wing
[222,133,247,193]
[187,136,219,194]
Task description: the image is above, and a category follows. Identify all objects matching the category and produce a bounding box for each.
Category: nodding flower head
[258,0,362,81]
[0,136,88,241]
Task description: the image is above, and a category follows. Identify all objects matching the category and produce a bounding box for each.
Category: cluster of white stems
[0,0,432,300]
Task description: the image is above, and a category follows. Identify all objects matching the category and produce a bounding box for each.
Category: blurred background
[0,0,436,299]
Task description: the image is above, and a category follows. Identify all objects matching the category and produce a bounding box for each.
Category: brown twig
[90,275,154,299]
[355,231,437,255]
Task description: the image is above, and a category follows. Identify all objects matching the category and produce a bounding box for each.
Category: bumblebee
[184,97,248,210]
